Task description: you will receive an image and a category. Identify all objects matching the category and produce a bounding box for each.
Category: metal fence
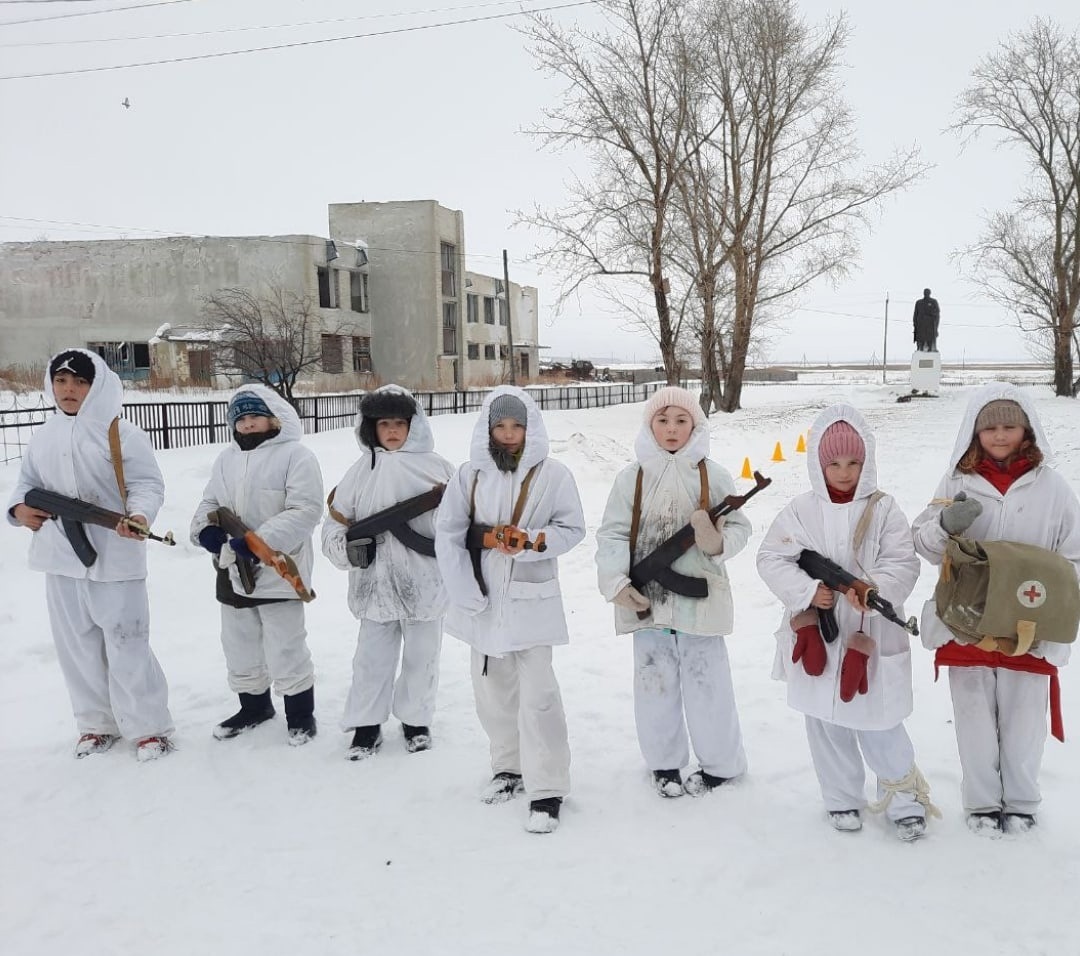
[1,382,665,463]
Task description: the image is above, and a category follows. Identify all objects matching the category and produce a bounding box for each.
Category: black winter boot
[213,690,276,740]
[284,687,317,746]
[402,723,432,753]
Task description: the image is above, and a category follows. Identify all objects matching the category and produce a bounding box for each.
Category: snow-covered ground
[2,378,1078,956]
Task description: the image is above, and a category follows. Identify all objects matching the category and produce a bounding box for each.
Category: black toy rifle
[629,471,771,618]
[208,507,314,602]
[796,549,919,637]
[24,487,176,568]
[345,484,445,558]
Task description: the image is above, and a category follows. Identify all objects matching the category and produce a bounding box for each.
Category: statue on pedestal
[913,288,940,352]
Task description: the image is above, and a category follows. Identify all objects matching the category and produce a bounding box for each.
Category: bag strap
[852,490,886,554]
[697,460,709,510]
[108,417,127,512]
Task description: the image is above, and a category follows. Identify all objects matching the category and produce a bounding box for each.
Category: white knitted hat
[642,386,706,427]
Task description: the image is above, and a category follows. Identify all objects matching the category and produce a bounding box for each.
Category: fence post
[206,401,216,445]
[161,403,171,451]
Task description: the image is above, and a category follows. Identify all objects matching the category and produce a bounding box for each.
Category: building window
[483,297,495,324]
[484,344,496,360]
[499,299,508,326]
[321,334,344,374]
[467,343,480,360]
[89,341,151,379]
[317,266,338,309]
[442,302,457,355]
[351,336,372,373]
[500,344,508,360]
[466,294,478,324]
[440,242,456,297]
[350,272,369,313]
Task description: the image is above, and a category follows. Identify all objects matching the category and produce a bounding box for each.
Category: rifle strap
[470,463,541,526]
[108,417,127,513]
[326,487,349,526]
[629,461,708,560]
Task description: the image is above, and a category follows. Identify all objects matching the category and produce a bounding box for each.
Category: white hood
[805,404,878,501]
[945,383,1052,471]
[469,386,549,471]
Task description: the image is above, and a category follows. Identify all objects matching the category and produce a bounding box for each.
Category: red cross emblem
[1017,580,1047,609]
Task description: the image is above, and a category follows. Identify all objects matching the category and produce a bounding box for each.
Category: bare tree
[200,286,343,404]
[953,19,1080,397]
[696,0,925,411]
[520,0,706,383]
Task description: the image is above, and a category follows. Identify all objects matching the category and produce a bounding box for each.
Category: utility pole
[503,249,516,384]
[882,292,890,385]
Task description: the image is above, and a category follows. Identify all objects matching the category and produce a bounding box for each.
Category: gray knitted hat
[488,394,528,430]
[974,399,1029,433]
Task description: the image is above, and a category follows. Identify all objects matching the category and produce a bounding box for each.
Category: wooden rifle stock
[209,507,315,602]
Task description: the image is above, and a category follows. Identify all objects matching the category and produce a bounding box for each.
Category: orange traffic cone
[796,434,806,453]
[740,457,753,479]
[771,442,786,462]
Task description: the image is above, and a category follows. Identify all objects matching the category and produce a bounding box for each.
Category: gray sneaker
[895,816,927,842]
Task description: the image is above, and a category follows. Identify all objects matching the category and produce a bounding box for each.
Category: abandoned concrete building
[0,200,540,391]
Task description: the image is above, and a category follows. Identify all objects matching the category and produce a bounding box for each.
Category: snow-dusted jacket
[756,404,921,731]
[322,386,455,623]
[435,386,586,656]
[190,385,323,601]
[6,350,164,582]
[911,383,1080,667]
[595,412,751,635]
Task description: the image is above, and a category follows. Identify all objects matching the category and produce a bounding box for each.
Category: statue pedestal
[909,350,941,395]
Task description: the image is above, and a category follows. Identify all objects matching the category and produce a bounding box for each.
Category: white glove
[690,510,725,556]
[613,585,651,612]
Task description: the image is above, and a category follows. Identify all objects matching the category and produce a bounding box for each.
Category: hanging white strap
[866,764,942,820]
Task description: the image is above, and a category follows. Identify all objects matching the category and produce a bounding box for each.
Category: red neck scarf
[975,455,1033,495]
[826,485,856,504]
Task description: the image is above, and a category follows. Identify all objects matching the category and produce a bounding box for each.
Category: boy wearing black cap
[190,384,324,745]
[436,386,585,833]
[7,349,174,761]
[322,386,454,760]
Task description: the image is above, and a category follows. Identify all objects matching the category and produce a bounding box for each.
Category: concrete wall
[328,200,466,390]
[0,235,367,371]
[462,272,540,386]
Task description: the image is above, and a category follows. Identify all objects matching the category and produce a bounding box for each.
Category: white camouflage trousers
[45,574,173,740]
[633,628,748,779]
[341,617,443,730]
[471,646,570,800]
[805,716,924,821]
[949,666,1047,815]
[220,600,313,697]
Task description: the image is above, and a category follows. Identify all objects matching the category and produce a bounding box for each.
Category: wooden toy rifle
[208,507,315,602]
[24,487,176,568]
[629,471,771,618]
[797,549,919,637]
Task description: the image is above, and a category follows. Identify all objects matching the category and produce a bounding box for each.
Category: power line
[0,0,597,79]
[0,0,193,27]
[0,0,545,48]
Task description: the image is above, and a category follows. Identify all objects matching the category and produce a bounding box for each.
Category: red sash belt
[935,641,1063,742]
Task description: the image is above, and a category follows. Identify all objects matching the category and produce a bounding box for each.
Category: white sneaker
[135,736,174,762]
[75,733,118,758]
[895,816,927,842]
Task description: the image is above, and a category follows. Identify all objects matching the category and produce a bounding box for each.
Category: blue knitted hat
[229,392,273,428]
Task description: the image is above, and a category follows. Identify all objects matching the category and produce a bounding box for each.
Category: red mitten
[839,631,874,702]
[790,609,827,677]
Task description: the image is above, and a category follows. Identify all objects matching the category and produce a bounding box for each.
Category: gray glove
[346,536,376,569]
[940,491,983,535]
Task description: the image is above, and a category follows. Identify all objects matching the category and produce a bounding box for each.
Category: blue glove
[197,525,229,555]
[229,537,256,562]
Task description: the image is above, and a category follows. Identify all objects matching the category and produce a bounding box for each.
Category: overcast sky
[1,0,1078,364]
